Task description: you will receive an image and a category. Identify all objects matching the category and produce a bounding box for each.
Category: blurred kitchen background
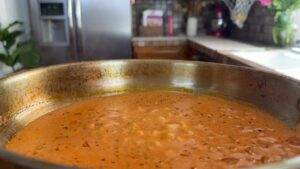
[0,0,300,79]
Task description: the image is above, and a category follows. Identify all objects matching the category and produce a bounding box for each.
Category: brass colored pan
[0,60,299,169]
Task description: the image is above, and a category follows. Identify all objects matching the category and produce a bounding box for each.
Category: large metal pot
[0,60,299,169]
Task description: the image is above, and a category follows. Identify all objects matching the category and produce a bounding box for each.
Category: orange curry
[6,91,300,169]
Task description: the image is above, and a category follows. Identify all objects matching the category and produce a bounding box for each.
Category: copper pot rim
[0,59,299,169]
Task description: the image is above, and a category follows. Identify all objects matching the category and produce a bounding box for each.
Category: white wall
[0,0,31,40]
[295,10,300,41]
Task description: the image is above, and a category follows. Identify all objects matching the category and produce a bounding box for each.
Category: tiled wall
[230,2,275,45]
[132,0,185,36]
[132,1,278,45]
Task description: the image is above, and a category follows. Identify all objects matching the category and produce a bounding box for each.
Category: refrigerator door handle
[75,0,83,54]
[68,0,77,57]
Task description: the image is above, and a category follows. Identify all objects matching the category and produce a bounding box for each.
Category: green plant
[0,21,40,71]
[271,0,300,12]
[259,0,300,46]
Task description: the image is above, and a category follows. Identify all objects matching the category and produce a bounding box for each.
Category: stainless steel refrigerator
[29,0,132,65]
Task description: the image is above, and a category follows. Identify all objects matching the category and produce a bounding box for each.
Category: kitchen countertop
[188,36,266,52]
[132,36,187,42]
[188,36,300,80]
[133,35,300,80]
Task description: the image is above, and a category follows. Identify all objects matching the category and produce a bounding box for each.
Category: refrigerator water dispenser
[39,1,69,46]
[41,19,67,44]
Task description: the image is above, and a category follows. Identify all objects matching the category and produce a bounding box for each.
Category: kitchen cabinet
[132,36,250,67]
[133,45,192,60]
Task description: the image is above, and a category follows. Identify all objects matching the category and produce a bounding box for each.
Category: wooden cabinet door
[134,45,191,60]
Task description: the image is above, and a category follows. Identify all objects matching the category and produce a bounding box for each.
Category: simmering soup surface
[6,91,300,169]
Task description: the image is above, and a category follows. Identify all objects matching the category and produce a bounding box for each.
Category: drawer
[133,45,191,60]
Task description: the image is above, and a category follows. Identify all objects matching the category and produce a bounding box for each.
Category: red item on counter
[168,15,174,36]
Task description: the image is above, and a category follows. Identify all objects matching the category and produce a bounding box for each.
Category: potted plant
[259,0,300,47]
[0,21,40,77]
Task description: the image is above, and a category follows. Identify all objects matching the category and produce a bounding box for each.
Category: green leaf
[272,27,279,44]
[273,0,283,10]
[0,21,23,50]
[15,42,40,68]
[0,53,7,64]
[0,29,9,42]
[8,50,19,66]
[3,21,23,31]
[4,30,23,50]
[0,21,39,68]
[287,0,300,11]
